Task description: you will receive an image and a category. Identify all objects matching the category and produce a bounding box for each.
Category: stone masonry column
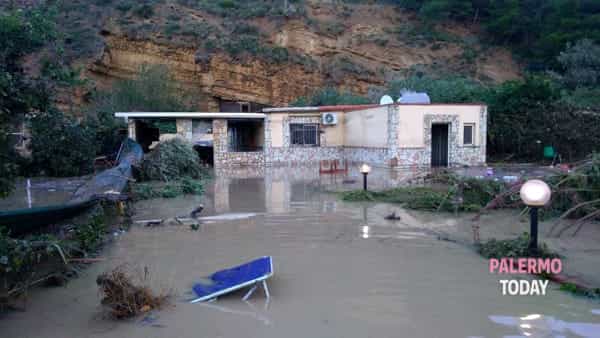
[212,119,228,169]
[386,105,399,166]
[176,119,193,141]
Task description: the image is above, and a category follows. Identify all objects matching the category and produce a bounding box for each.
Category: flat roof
[263,103,486,113]
[114,112,266,119]
[263,104,379,113]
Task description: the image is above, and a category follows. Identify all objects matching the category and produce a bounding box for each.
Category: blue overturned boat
[190,256,274,303]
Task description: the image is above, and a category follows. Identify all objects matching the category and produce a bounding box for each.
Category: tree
[89,64,193,156]
[386,76,486,103]
[557,39,600,89]
[29,110,97,177]
[0,7,57,196]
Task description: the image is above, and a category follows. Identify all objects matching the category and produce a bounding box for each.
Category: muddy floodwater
[0,177,85,211]
[2,166,599,338]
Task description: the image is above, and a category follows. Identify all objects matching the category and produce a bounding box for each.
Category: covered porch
[114,112,266,168]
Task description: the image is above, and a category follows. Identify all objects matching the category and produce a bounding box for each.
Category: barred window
[290,123,319,146]
[464,123,475,145]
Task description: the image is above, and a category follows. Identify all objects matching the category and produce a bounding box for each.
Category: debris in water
[384,211,401,220]
[195,213,257,222]
[96,265,168,319]
[190,204,204,218]
[145,220,163,227]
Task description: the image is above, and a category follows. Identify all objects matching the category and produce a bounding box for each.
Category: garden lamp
[520,179,552,251]
[360,164,371,191]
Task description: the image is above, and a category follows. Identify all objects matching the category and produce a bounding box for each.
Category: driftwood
[97,265,168,319]
[471,155,600,238]
[471,181,524,221]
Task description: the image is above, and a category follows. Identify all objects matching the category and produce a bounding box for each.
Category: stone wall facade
[342,147,389,164]
[388,111,486,167]
[213,119,265,168]
[264,115,345,165]
[266,147,344,165]
[127,104,486,168]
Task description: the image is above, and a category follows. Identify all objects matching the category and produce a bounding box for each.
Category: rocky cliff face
[89,34,380,110]
[60,1,522,109]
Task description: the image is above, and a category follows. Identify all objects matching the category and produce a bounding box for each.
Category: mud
[1,166,599,338]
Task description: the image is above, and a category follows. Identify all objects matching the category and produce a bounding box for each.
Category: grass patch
[559,283,600,299]
[340,176,504,212]
[477,233,559,259]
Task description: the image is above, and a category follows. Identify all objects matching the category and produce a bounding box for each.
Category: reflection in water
[195,213,258,222]
[3,165,600,338]
[197,300,272,326]
[0,177,79,210]
[490,314,600,338]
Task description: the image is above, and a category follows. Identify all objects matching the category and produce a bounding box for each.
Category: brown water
[1,166,599,338]
[0,177,85,211]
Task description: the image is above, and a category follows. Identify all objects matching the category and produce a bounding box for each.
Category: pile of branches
[473,154,600,237]
[548,154,600,236]
[139,139,203,181]
[96,265,168,319]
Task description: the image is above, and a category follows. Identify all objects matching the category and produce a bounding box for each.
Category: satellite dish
[379,95,394,105]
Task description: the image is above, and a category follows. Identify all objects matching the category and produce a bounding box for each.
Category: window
[463,124,475,145]
[240,102,250,112]
[290,123,319,146]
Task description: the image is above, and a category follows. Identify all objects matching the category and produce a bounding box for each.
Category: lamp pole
[360,164,371,191]
[529,207,539,251]
[520,179,551,254]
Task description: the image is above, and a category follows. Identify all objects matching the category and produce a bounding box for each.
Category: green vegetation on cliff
[387,0,600,68]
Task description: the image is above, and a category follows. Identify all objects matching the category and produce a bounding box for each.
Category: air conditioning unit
[321,112,338,125]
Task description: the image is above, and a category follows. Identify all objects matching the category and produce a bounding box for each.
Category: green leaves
[29,110,97,177]
[292,87,371,106]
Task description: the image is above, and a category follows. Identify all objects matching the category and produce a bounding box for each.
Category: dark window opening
[432,123,449,167]
[241,102,250,112]
[194,145,214,166]
[218,99,270,113]
[290,123,319,146]
[228,120,263,152]
[135,120,160,152]
[464,124,474,145]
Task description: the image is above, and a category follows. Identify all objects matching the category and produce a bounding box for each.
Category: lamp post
[519,179,552,252]
[360,164,371,191]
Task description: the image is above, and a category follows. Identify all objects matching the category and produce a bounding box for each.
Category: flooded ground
[0,177,86,210]
[1,166,599,338]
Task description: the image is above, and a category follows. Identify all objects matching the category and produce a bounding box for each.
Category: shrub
[74,211,107,252]
[139,139,203,181]
[131,178,204,200]
[164,23,181,36]
[180,177,204,194]
[133,4,154,19]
